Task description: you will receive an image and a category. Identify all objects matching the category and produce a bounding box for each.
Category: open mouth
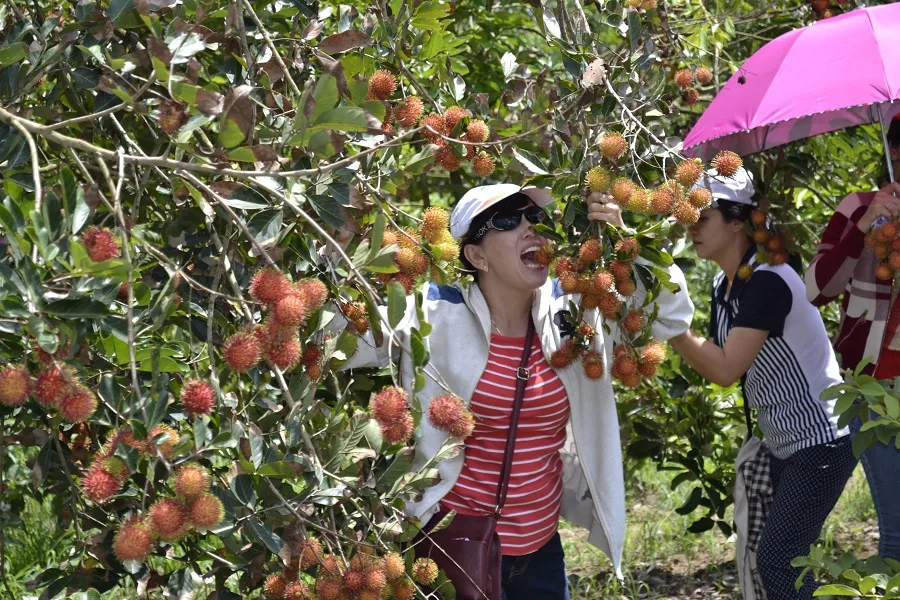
[520,244,545,270]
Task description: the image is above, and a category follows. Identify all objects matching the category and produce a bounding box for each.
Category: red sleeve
[804,193,872,306]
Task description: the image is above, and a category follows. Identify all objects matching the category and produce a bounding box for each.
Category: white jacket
[343,268,693,574]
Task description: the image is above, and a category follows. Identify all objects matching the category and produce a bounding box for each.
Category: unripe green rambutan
[626,189,652,214]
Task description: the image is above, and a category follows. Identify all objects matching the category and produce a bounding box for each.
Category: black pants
[756,435,857,599]
[501,532,569,600]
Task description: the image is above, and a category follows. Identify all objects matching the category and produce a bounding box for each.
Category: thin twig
[45,77,157,131]
[242,0,302,97]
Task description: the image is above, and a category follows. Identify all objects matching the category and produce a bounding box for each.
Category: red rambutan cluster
[82,226,121,262]
[426,393,475,440]
[370,386,414,445]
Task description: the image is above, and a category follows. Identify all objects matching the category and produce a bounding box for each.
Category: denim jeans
[501,532,569,600]
[850,415,900,560]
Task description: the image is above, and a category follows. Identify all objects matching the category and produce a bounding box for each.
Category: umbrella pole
[879,104,896,183]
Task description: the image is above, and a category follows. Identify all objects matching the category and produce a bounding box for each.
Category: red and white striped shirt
[441,333,570,556]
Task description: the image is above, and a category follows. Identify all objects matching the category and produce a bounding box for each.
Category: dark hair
[888,117,900,148]
[716,199,755,224]
[458,193,533,273]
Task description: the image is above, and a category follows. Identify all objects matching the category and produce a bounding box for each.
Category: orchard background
[0,0,898,598]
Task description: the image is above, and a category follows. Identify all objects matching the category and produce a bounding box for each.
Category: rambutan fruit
[750,209,767,227]
[263,573,288,598]
[315,577,342,600]
[641,342,667,368]
[394,581,416,600]
[398,228,422,251]
[609,260,632,282]
[752,229,770,245]
[442,106,468,132]
[436,146,461,171]
[554,257,575,276]
[610,178,636,206]
[98,456,128,483]
[473,152,495,177]
[223,330,262,372]
[284,581,315,600]
[582,351,605,380]
[598,293,621,320]
[889,253,900,272]
[599,133,627,162]
[592,271,614,295]
[620,372,641,387]
[319,554,344,577]
[876,262,894,280]
[397,247,429,275]
[623,310,645,334]
[370,386,410,423]
[695,67,713,85]
[81,465,122,503]
[535,245,555,267]
[273,295,310,329]
[559,272,579,294]
[433,238,460,263]
[672,201,700,226]
[683,88,700,105]
[113,516,153,562]
[449,411,475,440]
[343,570,366,594]
[179,380,215,417]
[422,114,446,141]
[384,553,405,582]
[396,97,424,127]
[264,335,301,370]
[149,424,180,459]
[353,317,370,335]
[412,557,439,585]
[368,70,397,100]
[466,119,490,143]
[364,569,387,592]
[0,365,30,407]
[712,150,743,177]
[737,264,754,280]
[585,167,612,193]
[638,360,659,378]
[770,251,789,266]
[579,239,602,264]
[674,69,693,88]
[249,268,291,305]
[427,393,474,440]
[421,207,450,243]
[688,188,712,209]
[579,324,596,342]
[59,385,97,422]
[148,498,188,541]
[297,537,323,568]
[33,366,72,408]
[616,278,637,297]
[295,278,329,312]
[172,463,211,499]
[614,354,638,377]
[627,189,652,214]
[550,339,580,369]
[675,159,704,188]
[581,294,599,310]
[382,413,414,445]
[615,238,640,260]
[391,272,418,295]
[651,187,675,214]
[188,492,225,529]
[82,226,121,262]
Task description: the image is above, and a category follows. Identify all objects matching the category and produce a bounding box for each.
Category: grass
[561,461,876,599]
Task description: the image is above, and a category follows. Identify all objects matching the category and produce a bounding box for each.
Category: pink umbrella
[683,3,900,179]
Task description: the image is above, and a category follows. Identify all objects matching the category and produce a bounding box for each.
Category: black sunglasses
[468,205,546,242]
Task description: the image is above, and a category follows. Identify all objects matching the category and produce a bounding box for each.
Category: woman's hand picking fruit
[587,192,625,228]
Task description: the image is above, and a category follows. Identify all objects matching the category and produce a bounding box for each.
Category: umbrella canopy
[683,4,900,162]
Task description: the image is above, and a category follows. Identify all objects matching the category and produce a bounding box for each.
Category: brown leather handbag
[413,319,535,600]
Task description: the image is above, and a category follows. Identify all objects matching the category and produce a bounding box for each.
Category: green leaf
[248,519,286,555]
[0,43,27,68]
[387,281,406,328]
[885,394,900,419]
[308,195,346,230]
[44,298,110,318]
[309,75,339,124]
[246,209,283,244]
[813,584,863,596]
[257,461,298,478]
[311,106,371,133]
[687,517,715,533]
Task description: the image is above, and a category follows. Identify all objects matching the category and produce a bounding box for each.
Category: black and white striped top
[710,252,848,459]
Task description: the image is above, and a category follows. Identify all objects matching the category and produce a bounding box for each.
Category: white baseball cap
[695,166,756,206]
[449,184,553,240]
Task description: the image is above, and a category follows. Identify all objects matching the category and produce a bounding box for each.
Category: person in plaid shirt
[804,117,900,561]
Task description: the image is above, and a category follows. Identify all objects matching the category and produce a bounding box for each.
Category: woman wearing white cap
[341,184,693,598]
[667,168,855,600]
